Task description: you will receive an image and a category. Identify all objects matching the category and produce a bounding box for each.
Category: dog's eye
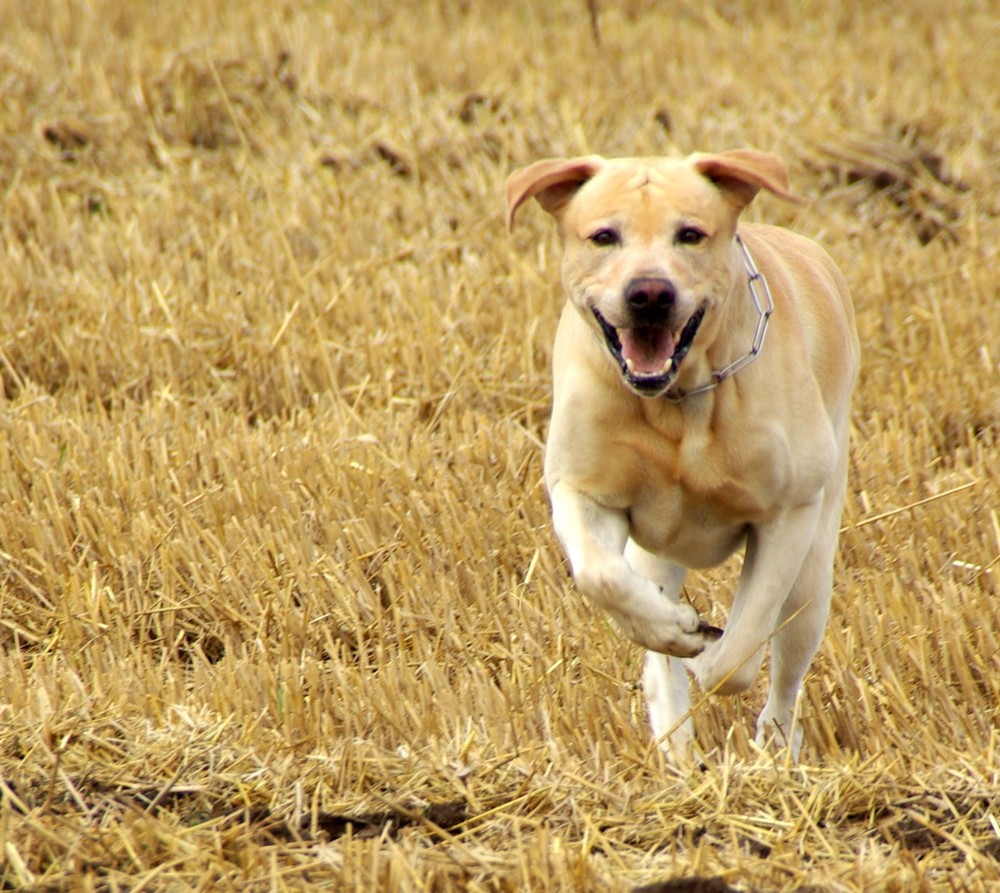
[589,228,620,247]
[676,226,707,246]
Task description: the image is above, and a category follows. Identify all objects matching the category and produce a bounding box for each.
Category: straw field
[1,0,998,889]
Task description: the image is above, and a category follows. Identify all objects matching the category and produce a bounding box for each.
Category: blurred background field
[0,0,998,889]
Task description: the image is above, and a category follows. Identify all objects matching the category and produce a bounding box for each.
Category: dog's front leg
[549,481,712,657]
[688,498,825,701]
[755,444,849,757]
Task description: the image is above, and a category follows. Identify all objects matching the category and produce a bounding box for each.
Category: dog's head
[506,150,799,397]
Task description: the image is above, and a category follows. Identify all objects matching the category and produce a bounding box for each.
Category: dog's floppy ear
[505,156,604,231]
[693,149,803,209]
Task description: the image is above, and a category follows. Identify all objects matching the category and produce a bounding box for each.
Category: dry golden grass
[1,0,998,889]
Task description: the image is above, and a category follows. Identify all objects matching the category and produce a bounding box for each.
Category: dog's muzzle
[590,236,773,401]
[592,304,706,397]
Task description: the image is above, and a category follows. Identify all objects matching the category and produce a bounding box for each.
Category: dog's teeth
[625,358,636,373]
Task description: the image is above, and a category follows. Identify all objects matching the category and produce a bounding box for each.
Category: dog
[505,149,858,761]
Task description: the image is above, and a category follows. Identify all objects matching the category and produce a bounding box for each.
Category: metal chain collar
[664,234,774,402]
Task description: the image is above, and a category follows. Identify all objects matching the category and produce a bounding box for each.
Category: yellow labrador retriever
[506,150,858,761]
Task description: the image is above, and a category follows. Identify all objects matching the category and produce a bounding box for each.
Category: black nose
[625,277,675,311]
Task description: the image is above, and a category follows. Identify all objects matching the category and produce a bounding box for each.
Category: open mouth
[592,305,706,396]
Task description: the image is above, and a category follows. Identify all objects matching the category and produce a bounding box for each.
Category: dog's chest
[627,479,751,568]
[563,415,798,567]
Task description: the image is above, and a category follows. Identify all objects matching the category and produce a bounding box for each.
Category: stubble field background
[1,0,998,889]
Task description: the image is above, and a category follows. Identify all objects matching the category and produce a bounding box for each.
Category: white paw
[755,713,803,761]
[613,601,722,657]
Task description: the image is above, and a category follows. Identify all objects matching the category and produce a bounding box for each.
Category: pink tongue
[620,327,676,374]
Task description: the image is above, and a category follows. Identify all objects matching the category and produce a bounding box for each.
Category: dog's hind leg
[643,650,695,763]
[624,541,694,761]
